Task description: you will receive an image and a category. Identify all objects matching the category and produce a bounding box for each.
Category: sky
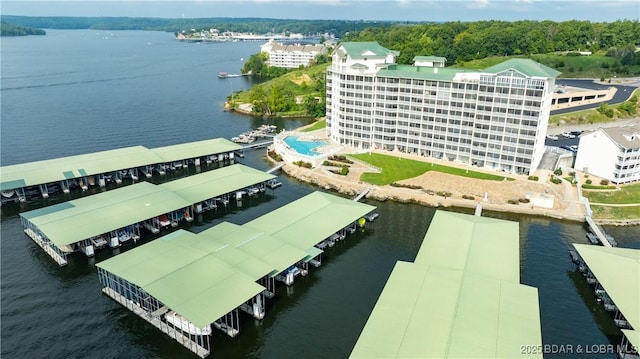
[1,0,638,22]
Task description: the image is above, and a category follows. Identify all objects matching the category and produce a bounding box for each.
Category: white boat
[90,236,108,249]
[165,311,212,335]
[266,179,282,189]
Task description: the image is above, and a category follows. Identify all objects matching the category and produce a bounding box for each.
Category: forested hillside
[343,20,639,65]
[0,15,404,37]
[0,22,45,36]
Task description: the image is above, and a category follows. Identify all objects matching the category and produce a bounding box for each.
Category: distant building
[260,39,328,69]
[575,123,640,184]
[326,42,560,175]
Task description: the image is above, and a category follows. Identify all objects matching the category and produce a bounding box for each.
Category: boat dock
[571,244,639,358]
[352,186,373,202]
[1,138,242,205]
[96,191,376,358]
[21,164,277,266]
[351,211,542,358]
[231,125,277,144]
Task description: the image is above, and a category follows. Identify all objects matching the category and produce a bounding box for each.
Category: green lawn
[590,205,640,220]
[583,182,640,204]
[301,119,326,132]
[350,153,512,185]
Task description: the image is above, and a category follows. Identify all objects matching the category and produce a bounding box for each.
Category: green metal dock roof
[150,138,241,163]
[414,211,520,283]
[350,211,541,359]
[350,261,541,359]
[159,164,274,204]
[21,182,191,247]
[0,146,162,191]
[20,164,271,248]
[573,244,639,331]
[0,138,242,191]
[96,191,376,329]
[97,230,264,328]
[245,191,375,251]
[200,222,309,277]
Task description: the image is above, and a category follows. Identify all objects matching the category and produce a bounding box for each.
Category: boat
[605,234,617,247]
[218,71,242,78]
[586,232,599,244]
[158,215,171,227]
[266,179,282,189]
[90,236,108,249]
[364,212,379,222]
[165,311,212,335]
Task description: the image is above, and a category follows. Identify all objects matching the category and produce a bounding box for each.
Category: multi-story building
[575,124,640,184]
[260,39,328,69]
[326,42,560,175]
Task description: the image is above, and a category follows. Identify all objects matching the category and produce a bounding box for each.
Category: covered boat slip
[20,164,276,266]
[573,244,639,357]
[350,211,542,359]
[96,191,375,357]
[0,138,241,204]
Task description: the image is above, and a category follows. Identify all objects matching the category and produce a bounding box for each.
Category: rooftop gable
[338,41,396,59]
[484,58,561,78]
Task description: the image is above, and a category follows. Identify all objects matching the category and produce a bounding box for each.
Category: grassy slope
[583,183,640,204]
[351,153,512,185]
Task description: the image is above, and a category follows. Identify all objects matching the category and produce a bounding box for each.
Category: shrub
[518,198,530,203]
[267,150,282,162]
[551,176,562,184]
[507,199,519,204]
[600,179,610,185]
[554,168,563,176]
[294,161,312,168]
[340,166,349,175]
[528,175,539,181]
[569,171,576,177]
[391,183,422,189]
[436,191,452,198]
[462,194,475,200]
[586,179,592,185]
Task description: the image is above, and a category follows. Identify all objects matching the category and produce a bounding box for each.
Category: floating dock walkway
[1,138,241,205]
[96,191,376,357]
[21,164,277,266]
[585,215,613,247]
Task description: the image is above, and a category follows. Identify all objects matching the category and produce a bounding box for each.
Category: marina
[571,245,639,358]
[20,164,277,266]
[0,138,242,205]
[96,191,375,357]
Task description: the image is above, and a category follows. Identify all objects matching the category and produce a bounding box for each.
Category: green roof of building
[244,191,375,251]
[159,164,274,204]
[350,261,542,359]
[351,211,541,359]
[484,58,561,78]
[414,211,520,283]
[377,64,475,82]
[97,230,264,328]
[150,138,241,163]
[622,329,640,351]
[573,244,639,331]
[21,182,192,247]
[0,146,162,191]
[338,42,399,58]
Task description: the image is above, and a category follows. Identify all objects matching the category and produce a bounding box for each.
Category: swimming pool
[283,136,327,156]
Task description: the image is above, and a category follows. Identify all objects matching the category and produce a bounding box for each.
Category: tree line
[343,20,639,65]
[0,22,46,36]
[0,15,403,37]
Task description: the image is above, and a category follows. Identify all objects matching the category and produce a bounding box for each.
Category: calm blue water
[284,136,327,156]
[1,30,639,359]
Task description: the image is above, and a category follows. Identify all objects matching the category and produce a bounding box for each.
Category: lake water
[1,30,639,359]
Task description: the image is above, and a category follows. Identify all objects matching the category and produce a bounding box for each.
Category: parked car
[569,145,578,152]
[546,135,559,141]
[561,132,576,139]
[570,130,582,136]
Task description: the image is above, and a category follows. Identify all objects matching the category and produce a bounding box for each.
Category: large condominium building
[260,39,328,69]
[326,42,560,175]
[575,123,640,184]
